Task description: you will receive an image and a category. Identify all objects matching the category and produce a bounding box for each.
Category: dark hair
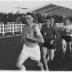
[25,12,35,18]
[45,16,51,21]
[25,12,38,23]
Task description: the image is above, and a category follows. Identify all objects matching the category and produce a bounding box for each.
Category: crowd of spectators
[0,12,72,25]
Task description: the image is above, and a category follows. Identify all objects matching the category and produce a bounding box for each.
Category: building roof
[32,4,72,17]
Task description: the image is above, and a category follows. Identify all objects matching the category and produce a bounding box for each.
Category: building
[32,4,72,17]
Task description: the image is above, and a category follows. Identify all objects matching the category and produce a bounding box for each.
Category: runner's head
[44,16,51,27]
[64,17,70,26]
[66,18,70,25]
[25,13,35,25]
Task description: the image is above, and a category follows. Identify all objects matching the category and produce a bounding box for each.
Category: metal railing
[0,24,25,35]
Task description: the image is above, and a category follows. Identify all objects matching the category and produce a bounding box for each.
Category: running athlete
[41,17,56,70]
[63,18,72,57]
[16,13,44,70]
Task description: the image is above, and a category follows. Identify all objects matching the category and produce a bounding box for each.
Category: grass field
[0,35,22,70]
[0,35,72,71]
[0,35,41,70]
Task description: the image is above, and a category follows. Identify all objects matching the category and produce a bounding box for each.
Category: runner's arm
[21,25,26,43]
[27,26,44,43]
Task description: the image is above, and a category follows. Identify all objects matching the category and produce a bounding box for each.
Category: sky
[0,0,72,13]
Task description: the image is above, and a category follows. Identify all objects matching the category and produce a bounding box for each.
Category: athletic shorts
[21,44,41,61]
[42,41,55,49]
[62,35,72,42]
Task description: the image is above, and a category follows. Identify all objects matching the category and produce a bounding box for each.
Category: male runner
[41,17,56,70]
[16,13,44,70]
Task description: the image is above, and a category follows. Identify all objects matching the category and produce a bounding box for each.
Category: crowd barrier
[0,22,71,36]
[0,24,25,35]
[0,23,42,36]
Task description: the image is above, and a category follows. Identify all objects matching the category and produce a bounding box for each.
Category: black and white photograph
[0,0,72,71]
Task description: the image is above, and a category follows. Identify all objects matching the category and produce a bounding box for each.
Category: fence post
[2,24,4,35]
[12,24,14,34]
[21,24,23,33]
[10,24,11,32]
